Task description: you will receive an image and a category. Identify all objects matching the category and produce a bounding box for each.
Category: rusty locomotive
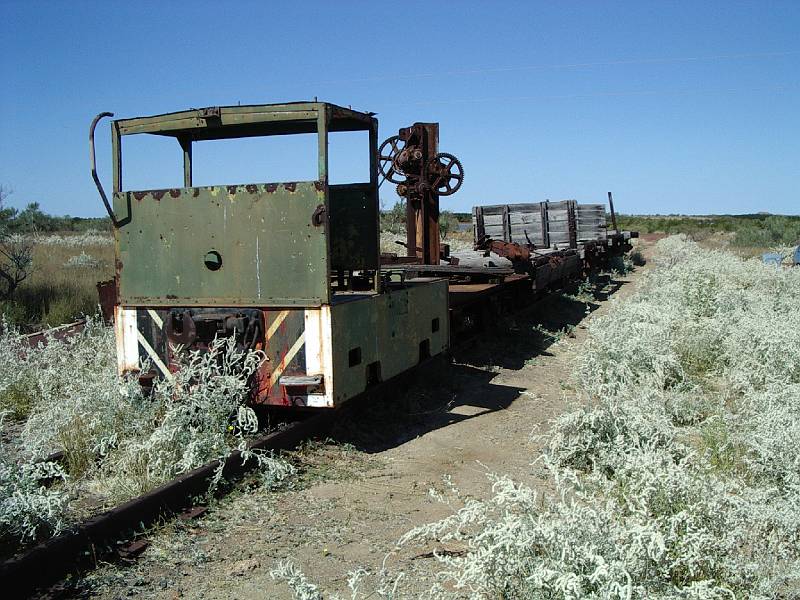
[89,101,635,409]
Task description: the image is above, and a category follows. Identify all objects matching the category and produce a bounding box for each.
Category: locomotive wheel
[378,135,406,184]
[427,152,464,196]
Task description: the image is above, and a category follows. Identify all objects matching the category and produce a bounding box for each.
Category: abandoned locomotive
[90,101,634,409]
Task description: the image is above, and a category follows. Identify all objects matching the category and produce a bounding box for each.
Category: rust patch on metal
[133,191,148,201]
[169,189,181,198]
[265,183,278,193]
[178,506,207,521]
[118,539,149,560]
[198,106,221,119]
[283,182,297,192]
[314,180,324,192]
[192,188,200,197]
[226,185,238,195]
[96,279,117,324]
[311,204,326,226]
[151,189,167,201]
[245,184,258,194]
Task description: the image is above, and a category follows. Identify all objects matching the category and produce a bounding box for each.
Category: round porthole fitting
[204,250,222,271]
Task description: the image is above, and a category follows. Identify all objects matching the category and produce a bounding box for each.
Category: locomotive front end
[91,102,449,408]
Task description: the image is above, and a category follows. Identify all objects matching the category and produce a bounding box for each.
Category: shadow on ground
[328,272,632,454]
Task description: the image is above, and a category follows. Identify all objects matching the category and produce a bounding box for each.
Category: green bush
[617,213,800,248]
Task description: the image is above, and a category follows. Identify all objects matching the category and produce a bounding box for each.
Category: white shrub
[395,237,800,599]
[274,237,800,600]
[30,231,113,247]
[97,336,269,498]
[0,415,68,543]
[64,251,100,268]
[1,319,292,544]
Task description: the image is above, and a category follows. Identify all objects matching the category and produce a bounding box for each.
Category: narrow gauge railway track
[2,271,608,599]
[21,319,87,349]
[2,412,331,599]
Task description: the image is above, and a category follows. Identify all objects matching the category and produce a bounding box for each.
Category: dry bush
[0,322,291,546]
[277,237,800,599]
[1,236,114,328]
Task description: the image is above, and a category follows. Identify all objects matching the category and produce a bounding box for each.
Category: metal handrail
[89,112,116,225]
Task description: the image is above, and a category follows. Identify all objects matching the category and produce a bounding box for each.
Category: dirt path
[80,241,653,599]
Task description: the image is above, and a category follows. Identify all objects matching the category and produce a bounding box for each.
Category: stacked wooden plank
[472,200,608,249]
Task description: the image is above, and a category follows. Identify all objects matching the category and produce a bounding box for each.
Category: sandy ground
[76,241,652,599]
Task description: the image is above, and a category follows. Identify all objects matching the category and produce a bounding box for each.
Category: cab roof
[114,101,376,141]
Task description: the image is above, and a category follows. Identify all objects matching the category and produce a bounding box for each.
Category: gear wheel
[427,152,464,196]
[377,135,406,184]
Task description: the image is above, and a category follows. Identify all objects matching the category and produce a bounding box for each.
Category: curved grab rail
[89,112,116,225]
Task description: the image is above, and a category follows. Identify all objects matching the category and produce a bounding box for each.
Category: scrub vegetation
[0,186,115,328]
[618,213,800,248]
[379,200,470,254]
[1,237,115,328]
[0,320,291,551]
[275,235,800,599]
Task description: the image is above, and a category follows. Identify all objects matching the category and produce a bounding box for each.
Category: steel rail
[1,413,333,599]
[20,319,88,349]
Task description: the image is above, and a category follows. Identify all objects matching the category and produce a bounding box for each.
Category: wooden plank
[547,214,571,222]
[510,225,543,236]
[546,200,574,209]
[477,205,508,215]
[509,213,539,224]
[484,225,505,237]
[505,203,543,212]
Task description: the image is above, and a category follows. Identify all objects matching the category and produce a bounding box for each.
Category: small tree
[0,186,34,300]
[380,199,407,234]
[438,210,460,240]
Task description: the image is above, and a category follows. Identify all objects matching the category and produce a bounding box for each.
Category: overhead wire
[383,84,797,108]
[316,50,800,86]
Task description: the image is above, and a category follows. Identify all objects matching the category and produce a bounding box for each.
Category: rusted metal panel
[21,320,87,351]
[96,279,117,323]
[533,253,581,290]
[253,308,325,407]
[114,182,329,306]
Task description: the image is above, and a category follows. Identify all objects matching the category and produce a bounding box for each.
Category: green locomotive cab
[90,102,449,407]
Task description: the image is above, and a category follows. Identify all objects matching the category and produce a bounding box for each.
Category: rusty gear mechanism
[378,132,464,199]
[427,152,464,196]
[377,135,406,184]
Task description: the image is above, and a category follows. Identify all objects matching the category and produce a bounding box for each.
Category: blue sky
[1,1,798,217]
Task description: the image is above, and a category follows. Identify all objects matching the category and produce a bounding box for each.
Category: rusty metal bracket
[89,112,117,226]
[165,310,197,346]
[198,106,221,119]
[608,191,619,235]
[311,204,326,226]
